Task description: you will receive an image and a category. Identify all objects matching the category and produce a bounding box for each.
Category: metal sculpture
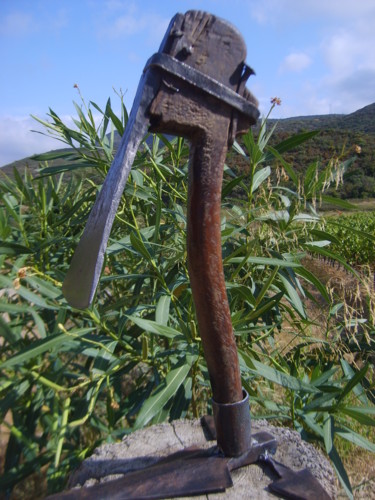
[57,11,331,499]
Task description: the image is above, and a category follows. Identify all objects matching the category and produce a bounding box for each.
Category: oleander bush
[0,94,374,498]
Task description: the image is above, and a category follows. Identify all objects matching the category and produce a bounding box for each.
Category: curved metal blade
[62,68,160,309]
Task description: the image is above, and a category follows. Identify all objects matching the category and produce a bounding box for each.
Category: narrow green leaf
[169,377,193,420]
[272,130,320,155]
[130,232,153,261]
[127,316,184,340]
[0,241,33,256]
[340,360,368,405]
[135,359,192,427]
[222,175,246,199]
[155,296,171,327]
[0,275,58,310]
[32,150,76,161]
[246,295,281,323]
[239,352,318,393]
[1,328,94,369]
[329,445,353,500]
[295,266,330,302]
[302,392,340,412]
[310,229,341,245]
[323,413,333,454]
[304,245,358,277]
[335,427,375,453]
[320,195,358,210]
[251,166,271,193]
[340,407,375,426]
[228,256,301,267]
[336,363,368,405]
[266,145,298,184]
[311,367,338,388]
[25,275,61,299]
[279,272,306,318]
[39,162,93,176]
[0,316,18,344]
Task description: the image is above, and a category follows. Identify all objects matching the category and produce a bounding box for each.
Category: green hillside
[2,103,375,199]
[266,103,375,199]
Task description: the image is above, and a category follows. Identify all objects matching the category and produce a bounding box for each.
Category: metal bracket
[145,52,259,123]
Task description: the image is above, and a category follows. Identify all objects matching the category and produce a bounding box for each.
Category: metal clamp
[144,52,260,123]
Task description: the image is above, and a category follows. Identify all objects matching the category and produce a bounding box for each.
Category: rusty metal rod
[187,135,243,404]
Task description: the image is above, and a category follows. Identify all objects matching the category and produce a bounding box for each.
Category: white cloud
[96,3,169,44]
[0,116,66,167]
[279,53,312,73]
[319,25,375,111]
[0,110,107,167]
[250,0,375,114]
[323,29,375,75]
[0,11,35,37]
[250,0,375,24]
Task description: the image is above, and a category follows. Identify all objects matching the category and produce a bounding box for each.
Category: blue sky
[1,0,375,166]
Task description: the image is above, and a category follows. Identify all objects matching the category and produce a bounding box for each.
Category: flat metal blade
[264,456,332,500]
[62,68,161,309]
[47,447,233,500]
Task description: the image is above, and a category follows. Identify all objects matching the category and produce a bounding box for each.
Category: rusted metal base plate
[54,419,337,499]
[48,447,232,499]
[48,431,278,499]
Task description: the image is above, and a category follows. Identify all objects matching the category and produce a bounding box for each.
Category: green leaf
[0,275,59,310]
[279,271,306,318]
[340,407,375,426]
[135,359,193,428]
[340,360,368,405]
[246,294,281,323]
[302,392,340,412]
[130,232,153,261]
[239,352,318,393]
[0,315,18,344]
[304,245,358,277]
[320,195,358,210]
[169,377,192,420]
[295,266,330,303]
[251,166,271,193]
[329,445,353,500]
[228,256,301,267]
[222,175,246,199]
[266,146,298,185]
[25,275,61,300]
[336,363,368,405]
[309,228,341,245]
[32,150,76,161]
[335,426,375,453]
[39,162,93,176]
[1,328,95,369]
[323,413,333,454]
[155,296,171,327]
[127,316,184,340]
[0,241,33,256]
[271,130,320,156]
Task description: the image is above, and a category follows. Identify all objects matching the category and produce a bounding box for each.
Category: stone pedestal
[68,419,337,499]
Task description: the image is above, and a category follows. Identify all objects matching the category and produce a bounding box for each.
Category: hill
[265,103,375,199]
[270,103,375,134]
[1,104,375,199]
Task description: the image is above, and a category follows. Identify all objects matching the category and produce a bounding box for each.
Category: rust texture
[148,11,257,404]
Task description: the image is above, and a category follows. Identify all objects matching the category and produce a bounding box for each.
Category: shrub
[0,94,374,498]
